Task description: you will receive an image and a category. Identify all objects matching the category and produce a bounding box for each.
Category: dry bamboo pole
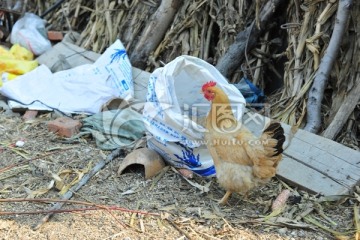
[199,4,209,59]
[180,30,190,55]
[310,1,337,70]
[238,0,245,18]
[190,21,199,57]
[103,0,113,44]
[82,1,99,49]
[71,0,81,27]
[291,9,311,96]
[253,31,269,86]
[255,0,260,29]
[203,19,214,60]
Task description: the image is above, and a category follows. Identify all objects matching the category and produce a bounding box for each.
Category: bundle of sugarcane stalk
[38,0,259,69]
[272,0,359,149]
[27,0,358,149]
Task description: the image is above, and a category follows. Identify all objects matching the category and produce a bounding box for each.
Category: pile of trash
[0,11,264,178]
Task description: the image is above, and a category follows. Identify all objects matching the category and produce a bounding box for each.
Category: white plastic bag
[10,13,52,55]
[143,55,246,177]
[1,40,133,114]
[94,40,134,100]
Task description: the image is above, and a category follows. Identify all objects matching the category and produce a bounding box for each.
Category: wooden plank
[242,110,360,195]
[277,157,347,195]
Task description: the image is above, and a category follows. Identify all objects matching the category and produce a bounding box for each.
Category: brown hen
[202,81,285,205]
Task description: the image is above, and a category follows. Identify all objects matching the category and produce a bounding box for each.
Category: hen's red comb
[202,81,216,91]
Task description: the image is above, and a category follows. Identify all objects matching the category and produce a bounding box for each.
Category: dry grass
[0,112,358,239]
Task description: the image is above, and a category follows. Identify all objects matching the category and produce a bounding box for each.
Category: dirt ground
[0,111,357,240]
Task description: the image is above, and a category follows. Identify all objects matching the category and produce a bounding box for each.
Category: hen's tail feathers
[262,121,286,157]
[251,121,285,179]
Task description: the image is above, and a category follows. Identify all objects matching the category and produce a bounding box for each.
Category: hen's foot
[219,191,232,205]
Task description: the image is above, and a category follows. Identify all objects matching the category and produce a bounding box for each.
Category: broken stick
[32,148,125,230]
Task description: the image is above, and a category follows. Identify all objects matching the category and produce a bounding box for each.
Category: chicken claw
[219,190,232,205]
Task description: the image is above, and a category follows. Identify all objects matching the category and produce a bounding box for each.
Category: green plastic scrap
[75,108,146,150]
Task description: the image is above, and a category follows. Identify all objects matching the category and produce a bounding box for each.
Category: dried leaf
[304,215,350,238]
[274,217,313,229]
[55,161,92,195]
[314,203,338,226]
[264,208,283,221]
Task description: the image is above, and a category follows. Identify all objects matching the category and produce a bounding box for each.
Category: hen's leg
[219,191,232,205]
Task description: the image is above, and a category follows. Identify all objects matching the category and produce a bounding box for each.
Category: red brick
[47,31,64,41]
[48,117,82,138]
[22,110,38,121]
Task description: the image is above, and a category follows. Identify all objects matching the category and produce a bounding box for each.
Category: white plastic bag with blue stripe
[143,55,246,177]
[93,39,134,100]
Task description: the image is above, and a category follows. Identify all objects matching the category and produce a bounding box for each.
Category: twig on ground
[167,219,194,240]
[0,198,160,216]
[0,207,125,216]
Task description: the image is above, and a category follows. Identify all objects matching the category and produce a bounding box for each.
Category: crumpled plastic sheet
[75,108,146,150]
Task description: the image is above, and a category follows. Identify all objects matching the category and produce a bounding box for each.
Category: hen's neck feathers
[210,86,231,104]
[206,86,237,130]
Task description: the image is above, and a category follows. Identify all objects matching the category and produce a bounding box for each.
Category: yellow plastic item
[0,58,38,75]
[9,44,34,61]
[0,44,38,86]
[0,46,14,59]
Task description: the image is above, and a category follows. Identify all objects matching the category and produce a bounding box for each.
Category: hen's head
[202,81,217,101]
